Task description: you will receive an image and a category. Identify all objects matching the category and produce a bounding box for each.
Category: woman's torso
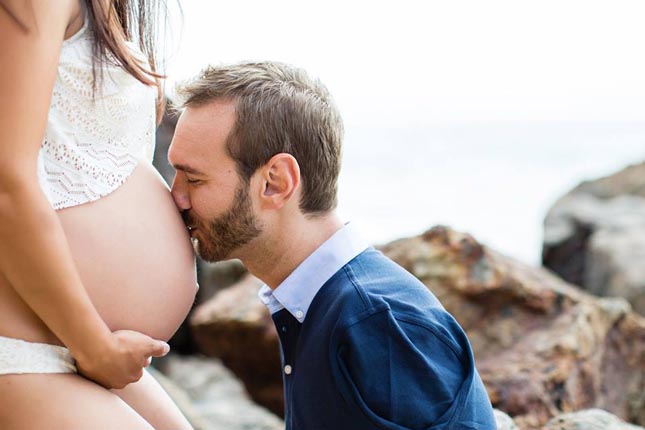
[0,4,197,345]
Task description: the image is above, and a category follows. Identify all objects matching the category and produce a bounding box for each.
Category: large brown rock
[384,226,644,429]
[191,226,645,428]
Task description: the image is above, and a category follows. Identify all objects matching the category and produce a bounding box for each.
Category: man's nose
[170,176,191,211]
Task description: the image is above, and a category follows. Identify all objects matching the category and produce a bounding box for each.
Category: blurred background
[159,0,645,265]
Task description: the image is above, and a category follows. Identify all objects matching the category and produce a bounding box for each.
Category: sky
[160,0,645,265]
[164,0,645,125]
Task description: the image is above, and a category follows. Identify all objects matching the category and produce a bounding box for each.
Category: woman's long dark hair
[0,0,173,123]
[87,0,169,122]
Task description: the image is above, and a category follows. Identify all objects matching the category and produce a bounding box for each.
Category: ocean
[337,121,645,265]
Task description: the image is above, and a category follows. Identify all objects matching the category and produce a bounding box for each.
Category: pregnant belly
[55,162,198,341]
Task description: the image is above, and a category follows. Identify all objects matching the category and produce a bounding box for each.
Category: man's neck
[242,212,344,290]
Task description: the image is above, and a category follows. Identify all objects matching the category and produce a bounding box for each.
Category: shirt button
[281,326,287,333]
[284,365,292,375]
[295,310,304,319]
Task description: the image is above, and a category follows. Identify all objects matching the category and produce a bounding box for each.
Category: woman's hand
[73,330,170,389]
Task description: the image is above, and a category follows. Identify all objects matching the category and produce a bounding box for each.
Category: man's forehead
[175,102,235,145]
[170,122,206,161]
[183,100,236,126]
[169,101,236,169]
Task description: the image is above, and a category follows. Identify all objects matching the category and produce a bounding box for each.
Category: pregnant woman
[0,0,198,428]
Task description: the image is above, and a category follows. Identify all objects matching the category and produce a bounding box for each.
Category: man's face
[168,100,262,262]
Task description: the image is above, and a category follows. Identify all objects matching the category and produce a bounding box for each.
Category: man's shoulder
[315,251,496,429]
[314,248,447,333]
[344,249,442,309]
[317,248,416,304]
[323,270,495,429]
[329,247,427,295]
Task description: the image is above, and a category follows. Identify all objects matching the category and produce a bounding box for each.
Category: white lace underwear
[38,6,157,210]
[0,336,77,375]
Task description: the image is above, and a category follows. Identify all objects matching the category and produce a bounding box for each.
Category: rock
[147,366,210,430]
[153,102,179,186]
[543,162,645,315]
[154,354,284,430]
[570,162,645,199]
[191,226,645,429]
[495,409,520,430]
[541,408,644,430]
[170,259,250,355]
[470,407,643,430]
[196,259,249,304]
[190,275,284,416]
[383,226,645,429]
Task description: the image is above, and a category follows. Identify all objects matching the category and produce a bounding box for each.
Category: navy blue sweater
[272,248,497,430]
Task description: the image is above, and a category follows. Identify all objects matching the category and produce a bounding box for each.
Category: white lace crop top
[38,13,157,210]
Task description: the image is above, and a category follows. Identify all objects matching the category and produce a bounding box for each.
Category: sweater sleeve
[332,307,471,429]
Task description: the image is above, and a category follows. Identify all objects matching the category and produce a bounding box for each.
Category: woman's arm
[0,0,168,389]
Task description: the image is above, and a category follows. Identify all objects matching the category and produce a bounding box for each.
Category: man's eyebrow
[172,163,205,175]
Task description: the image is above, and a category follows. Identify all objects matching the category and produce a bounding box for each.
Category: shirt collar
[257,222,370,323]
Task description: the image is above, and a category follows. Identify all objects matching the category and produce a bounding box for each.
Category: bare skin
[0,164,197,429]
[0,0,196,428]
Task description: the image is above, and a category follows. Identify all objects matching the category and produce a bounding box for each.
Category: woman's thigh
[0,373,153,430]
[111,368,193,430]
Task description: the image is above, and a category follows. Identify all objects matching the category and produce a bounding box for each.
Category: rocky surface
[148,366,210,430]
[495,409,520,430]
[196,259,250,303]
[151,363,644,430]
[567,162,645,199]
[543,161,645,315]
[153,354,284,430]
[541,408,644,430]
[191,226,645,429]
[384,226,645,428]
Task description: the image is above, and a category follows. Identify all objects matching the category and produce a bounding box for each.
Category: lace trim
[0,336,77,375]
[40,26,156,210]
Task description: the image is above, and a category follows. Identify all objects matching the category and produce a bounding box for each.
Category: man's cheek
[193,192,220,216]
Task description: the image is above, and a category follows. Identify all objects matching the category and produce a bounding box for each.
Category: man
[168,61,497,430]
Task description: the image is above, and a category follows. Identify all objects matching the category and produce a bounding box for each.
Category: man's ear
[258,153,300,209]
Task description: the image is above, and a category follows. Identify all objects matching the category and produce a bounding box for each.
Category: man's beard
[189,180,262,262]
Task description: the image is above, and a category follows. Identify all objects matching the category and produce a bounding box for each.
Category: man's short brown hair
[175,61,344,215]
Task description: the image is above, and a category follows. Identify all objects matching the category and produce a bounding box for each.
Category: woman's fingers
[147,339,171,358]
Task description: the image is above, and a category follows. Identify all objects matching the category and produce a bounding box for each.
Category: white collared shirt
[257,223,370,323]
